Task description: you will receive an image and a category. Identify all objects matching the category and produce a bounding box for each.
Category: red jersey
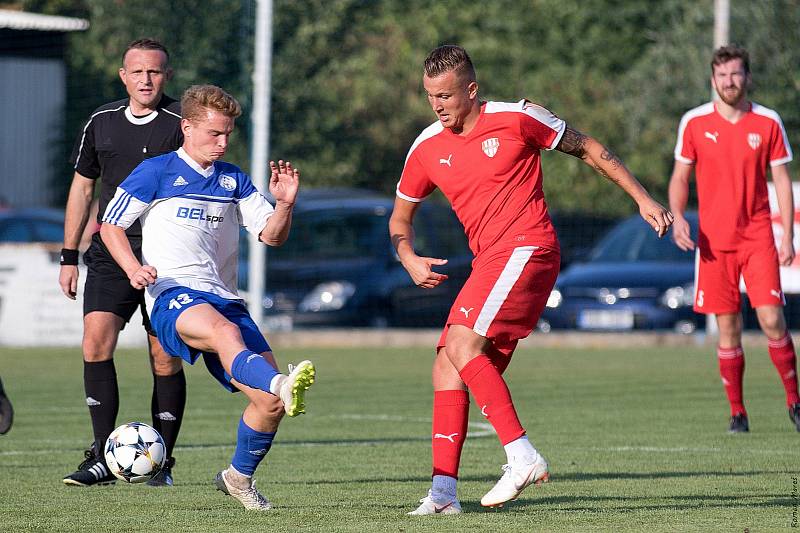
[397,100,565,257]
[674,101,793,251]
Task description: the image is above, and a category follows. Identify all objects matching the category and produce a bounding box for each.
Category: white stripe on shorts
[473,246,538,337]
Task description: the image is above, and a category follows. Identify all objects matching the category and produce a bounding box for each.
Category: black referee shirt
[70,95,183,238]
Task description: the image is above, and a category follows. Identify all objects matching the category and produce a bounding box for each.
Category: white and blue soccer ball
[104,422,166,483]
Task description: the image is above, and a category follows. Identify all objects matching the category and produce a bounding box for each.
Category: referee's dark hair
[122,38,170,66]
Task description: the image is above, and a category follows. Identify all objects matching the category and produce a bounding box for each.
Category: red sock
[459,355,525,445]
[431,390,469,478]
[768,333,800,406]
[718,346,746,416]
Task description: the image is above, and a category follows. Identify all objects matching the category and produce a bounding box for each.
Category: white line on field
[0,414,495,456]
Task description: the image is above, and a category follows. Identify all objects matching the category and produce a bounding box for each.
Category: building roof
[0,9,88,32]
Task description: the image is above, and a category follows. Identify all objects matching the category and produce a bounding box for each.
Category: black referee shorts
[83,232,154,334]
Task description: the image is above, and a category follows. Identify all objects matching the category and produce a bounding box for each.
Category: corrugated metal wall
[0,57,65,207]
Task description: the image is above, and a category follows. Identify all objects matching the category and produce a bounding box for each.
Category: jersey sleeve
[518,100,566,151]
[397,150,436,202]
[70,116,101,179]
[237,173,276,236]
[768,114,793,167]
[674,112,696,164]
[101,161,159,229]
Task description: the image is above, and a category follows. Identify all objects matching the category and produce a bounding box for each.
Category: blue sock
[230,350,280,393]
[231,418,275,476]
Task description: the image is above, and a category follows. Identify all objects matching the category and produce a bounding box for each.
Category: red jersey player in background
[390,45,673,515]
[669,45,800,434]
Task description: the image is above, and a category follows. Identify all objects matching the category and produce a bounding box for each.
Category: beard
[716,85,745,106]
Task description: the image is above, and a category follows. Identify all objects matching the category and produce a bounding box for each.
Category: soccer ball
[104,422,166,483]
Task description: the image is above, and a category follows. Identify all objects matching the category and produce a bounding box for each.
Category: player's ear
[180,118,192,137]
[165,67,174,82]
[468,81,478,99]
[118,67,126,84]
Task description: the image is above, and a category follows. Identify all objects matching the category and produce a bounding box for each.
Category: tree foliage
[24,0,800,216]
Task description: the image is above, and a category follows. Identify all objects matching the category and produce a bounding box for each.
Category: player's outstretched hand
[130,265,157,290]
[269,160,300,206]
[402,255,449,289]
[671,215,695,251]
[59,265,79,300]
[638,198,674,238]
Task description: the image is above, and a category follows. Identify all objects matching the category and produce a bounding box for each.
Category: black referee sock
[151,369,186,458]
[83,359,119,446]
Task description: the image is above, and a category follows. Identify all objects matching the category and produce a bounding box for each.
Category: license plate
[577,309,634,330]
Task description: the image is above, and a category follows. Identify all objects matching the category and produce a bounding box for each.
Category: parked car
[549,211,620,268]
[539,212,704,334]
[238,189,473,328]
[0,208,64,243]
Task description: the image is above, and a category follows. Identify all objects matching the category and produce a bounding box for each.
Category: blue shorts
[151,286,271,392]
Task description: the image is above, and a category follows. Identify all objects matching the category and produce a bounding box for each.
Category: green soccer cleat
[279,360,315,417]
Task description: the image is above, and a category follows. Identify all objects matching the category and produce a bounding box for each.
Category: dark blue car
[239,189,473,328]
[0,208,65,243]
[540,212,704,334]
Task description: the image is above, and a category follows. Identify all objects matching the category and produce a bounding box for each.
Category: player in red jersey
[669,45,800,434]
[390,45,673,514]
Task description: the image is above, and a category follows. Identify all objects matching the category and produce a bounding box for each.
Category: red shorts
[694,242,784,314]
[437,245,560,356]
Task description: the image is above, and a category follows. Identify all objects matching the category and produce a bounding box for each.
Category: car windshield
[243,209,389,262]
[589,216,695,263]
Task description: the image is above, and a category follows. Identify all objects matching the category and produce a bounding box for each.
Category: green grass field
[1,342,798,532]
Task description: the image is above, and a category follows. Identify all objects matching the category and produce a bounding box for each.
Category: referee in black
[59,39,185,487]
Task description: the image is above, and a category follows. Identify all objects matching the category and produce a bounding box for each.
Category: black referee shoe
[789,403,800,432]
[147,456,175,487]
[0,378,13,435]
[728,413,749,433]
[63,442,116,486]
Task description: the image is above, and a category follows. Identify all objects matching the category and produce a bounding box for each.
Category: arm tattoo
[600,147,623,170]
[556,126,588,159]
[592,164,610,178]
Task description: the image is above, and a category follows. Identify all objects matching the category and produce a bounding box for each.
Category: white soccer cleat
[279,360,315,417]
[408,490,462,515]
[214,469,272,511]
[480,454,549,508]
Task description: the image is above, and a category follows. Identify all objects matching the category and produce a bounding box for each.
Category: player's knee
[758,312,785,337]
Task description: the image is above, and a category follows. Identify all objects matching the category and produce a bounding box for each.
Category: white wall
[0,243,145,347]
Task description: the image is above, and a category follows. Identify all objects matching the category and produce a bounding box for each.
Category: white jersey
[102,147,274,308]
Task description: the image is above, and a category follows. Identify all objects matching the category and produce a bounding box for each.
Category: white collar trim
[124,106,159,125]
[177,147,215,177]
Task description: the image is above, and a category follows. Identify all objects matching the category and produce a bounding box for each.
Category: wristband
[60,248,79,266]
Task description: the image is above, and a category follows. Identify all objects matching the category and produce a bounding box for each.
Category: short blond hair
[181,84,242,122]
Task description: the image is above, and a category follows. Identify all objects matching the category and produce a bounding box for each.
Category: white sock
[431,475,457,501]
[268,374,285,395]
[503,435,538,465]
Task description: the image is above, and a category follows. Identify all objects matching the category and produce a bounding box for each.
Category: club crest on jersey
[219,174,237,191]
[747,133,761,150]
[481,137,500,158]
